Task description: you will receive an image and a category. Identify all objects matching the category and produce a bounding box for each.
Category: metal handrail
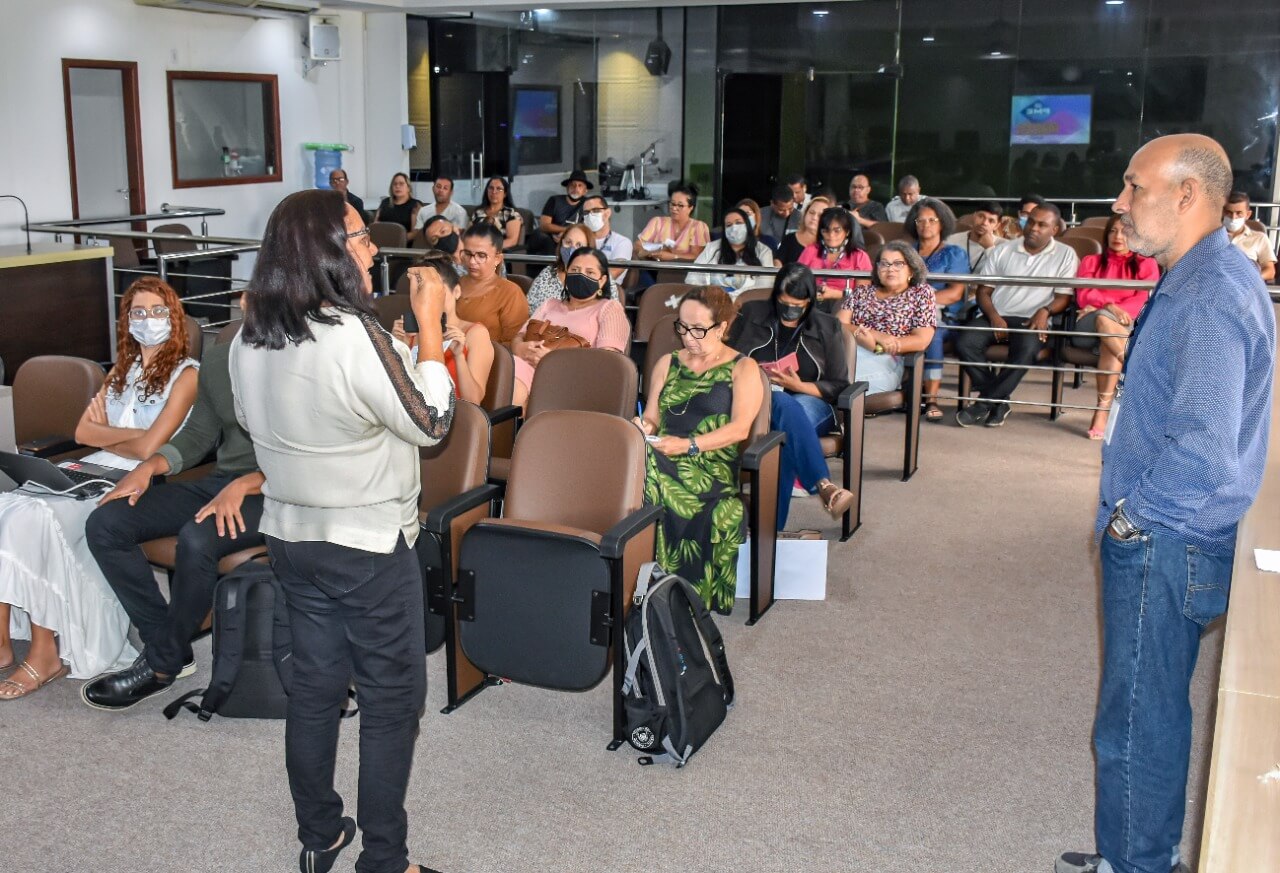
[935,194,1280,235]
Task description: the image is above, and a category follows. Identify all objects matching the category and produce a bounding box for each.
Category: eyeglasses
[668,201,691,209]
[914,216,940,225]
[877,259,908,270]
[461,249,492,263]
[674,321,716,338]
[820,226,846,234]
[583,208,607,216]
[851,184,870,190]
[346,227,373,248]
[331,176,348,183]
[128,305,171,321]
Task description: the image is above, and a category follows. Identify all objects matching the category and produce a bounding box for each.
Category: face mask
[1018,214,1029,229]
[435,232,459,254]
[129,318,171,348]
[724,223,748,245]
[559,246,577,267]
[1224,216,1246,233]
[778,303,807,322]
[565,273,601,300]
[584,212,606,233]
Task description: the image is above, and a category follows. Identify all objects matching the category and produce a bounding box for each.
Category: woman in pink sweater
[1071,214,1159,438]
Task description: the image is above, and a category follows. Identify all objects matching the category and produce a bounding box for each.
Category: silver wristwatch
[1108,501,1141,541]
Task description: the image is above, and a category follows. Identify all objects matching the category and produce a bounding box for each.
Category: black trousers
[86,473,266,675]
[953,314,1046,402]
[267,533,426,873]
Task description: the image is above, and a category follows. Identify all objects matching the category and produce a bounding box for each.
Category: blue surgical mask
[724,223,748,245]
[559,245,576,266]
[1018,214,1029,229]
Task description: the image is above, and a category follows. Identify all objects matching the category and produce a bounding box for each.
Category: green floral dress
[644,352,746,614]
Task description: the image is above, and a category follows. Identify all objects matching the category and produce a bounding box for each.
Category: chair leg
[607,559,627,750]
[957,367,971,410]
[746,461,779,627]
[1051,365,1066,422]
[902,360,924,481]
[841,391,866,542]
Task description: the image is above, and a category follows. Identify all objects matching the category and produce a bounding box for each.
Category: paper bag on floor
[735,538,828,600]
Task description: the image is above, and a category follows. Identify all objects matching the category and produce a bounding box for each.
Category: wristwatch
[687,437,701,457]
[1108,501,1141,541]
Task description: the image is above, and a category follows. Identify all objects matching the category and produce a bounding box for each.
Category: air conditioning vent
[135,0,320,18]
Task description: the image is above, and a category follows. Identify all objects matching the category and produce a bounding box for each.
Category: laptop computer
[0,451,127,495]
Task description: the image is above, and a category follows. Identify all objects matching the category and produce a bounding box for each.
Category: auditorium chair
[214,321,242,345]
[734,287,772,308]
[862,229,886,263]
[1062,225,1106,246]
[185,315,204,360]
[451,410,661,746]
[871,220,907,242]
[373,292,413,332]
[957,342,1058,418]
[12,356,105,459]
[863,348,924,483]
[630,282,696,375]
[1059,235,1102,260]
[151,223,195,258]
[488,347,638,485]
[1082,216,1111,228]
[368,221,407,249]
[508,272,533,295]
[415,401,500,712]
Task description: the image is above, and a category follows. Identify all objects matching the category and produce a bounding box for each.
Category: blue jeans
[855,346,906,394]
[924,316,958,381]
[771,390,834,530]
[1093,528,1233,873]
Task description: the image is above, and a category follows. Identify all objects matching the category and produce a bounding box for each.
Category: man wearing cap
[531,169,593,255]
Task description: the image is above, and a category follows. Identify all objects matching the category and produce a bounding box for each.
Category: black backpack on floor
[164,560,297,721]
[622,564,735,767]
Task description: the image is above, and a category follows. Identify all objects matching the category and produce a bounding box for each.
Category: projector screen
[1010,93,1092,146]
[513,87,559,139]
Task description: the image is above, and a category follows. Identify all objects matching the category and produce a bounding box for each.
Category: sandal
[1087,392,1114,441]
[817,481,856,520]
[0,660,69,700]
[924,403,944,422]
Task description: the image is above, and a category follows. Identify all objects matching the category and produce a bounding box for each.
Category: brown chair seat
[1059,235,1102,259]
[141,537,265,575]
[509,272,533,294]
[13,355,106,458]
[1059,344,1100,367]
[369,221,407,249]
[633,282,697,344]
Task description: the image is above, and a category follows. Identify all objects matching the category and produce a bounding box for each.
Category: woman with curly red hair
[0,277,198,699]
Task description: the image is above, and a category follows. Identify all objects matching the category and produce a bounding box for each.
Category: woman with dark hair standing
[730,263,856,529]
[510,247,630,407]
[230,189,454,873]
[905,197,969,422]
[685,206,776,296]
[471,175,523,251]
[796,206,872,311]
[373,172,423,233]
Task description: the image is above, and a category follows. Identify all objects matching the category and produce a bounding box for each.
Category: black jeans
[267,533,426,873]
[86,473,266,675]
[953,314,1045,402]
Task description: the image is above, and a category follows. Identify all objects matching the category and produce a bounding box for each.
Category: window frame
[166,70,282,189]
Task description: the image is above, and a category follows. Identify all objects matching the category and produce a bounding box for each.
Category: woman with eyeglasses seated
[372,172,423,233]
[454,224,530,344]
[471,176,524,251]
[685,206,776,298]
[0,278,198,698]
[905,197,969,422]
[838,240,938,395]
[634,184,710,264]
[393,252,494,406]
[730,263,857,529]
[510,247,629,408]
[796,206,872,313]
[525,222,612,316]
[636,286,763,615]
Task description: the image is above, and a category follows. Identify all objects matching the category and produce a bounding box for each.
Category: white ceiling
[323,0,847,14]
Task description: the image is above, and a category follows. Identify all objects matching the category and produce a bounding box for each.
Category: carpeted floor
[0,374,1222,873]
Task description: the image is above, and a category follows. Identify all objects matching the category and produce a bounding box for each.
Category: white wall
[0,0,408,250]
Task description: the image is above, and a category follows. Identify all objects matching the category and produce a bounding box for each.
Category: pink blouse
[513,297,631,389]
[797,244,874,295]
[637,216,711,258]
[1074,252,1159,319]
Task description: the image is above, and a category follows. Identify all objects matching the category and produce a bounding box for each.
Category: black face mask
[434,232,459,254]
[565,273,601,300]
[778,303,808,322]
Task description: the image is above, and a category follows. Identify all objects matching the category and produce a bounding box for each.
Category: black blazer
[729,300,850,406]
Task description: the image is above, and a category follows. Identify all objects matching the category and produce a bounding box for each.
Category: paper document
[1254,549,1280,573]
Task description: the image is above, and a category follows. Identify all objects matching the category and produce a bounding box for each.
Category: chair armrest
[600,504,663,560]
[901,349,924,370]
[422,483,502,536]
[487,405,521,427]
[20,435,83,458]
[836,381,869,410]
[741,431,785,471]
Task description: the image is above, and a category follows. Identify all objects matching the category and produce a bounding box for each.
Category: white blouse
[80,357,198,472]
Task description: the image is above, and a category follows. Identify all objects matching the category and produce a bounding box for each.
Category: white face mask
[1223,216,1246,233]
[583,212,606,233]
[129,318,172,348]
[724,223,749,245]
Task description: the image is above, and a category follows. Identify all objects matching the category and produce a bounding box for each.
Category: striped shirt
[1097,228,1275,552]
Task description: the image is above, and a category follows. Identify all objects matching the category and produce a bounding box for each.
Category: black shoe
[178,658,196,679]
[300,816,356,873]
[80,654,176,711]
[985,402,1012,427]
[411,865,446,873]
[1056,852,1189,873]
[955,402,989,428]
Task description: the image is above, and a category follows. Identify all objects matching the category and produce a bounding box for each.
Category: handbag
[524,318,590,350]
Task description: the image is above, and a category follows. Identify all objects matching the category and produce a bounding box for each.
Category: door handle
[116,188,130,194]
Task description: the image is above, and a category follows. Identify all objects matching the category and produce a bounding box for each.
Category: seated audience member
[471,176,524,251]
[393,253,494,406]
[731,264,857,529]
[997,214,1024,240]
[686,207,775,297]
[1071,214,1158,439]
[530,169,591,256]
[797,206,872,310]
[735,198,764,236]
[907,198,970,422]
[777,196,833,266]
[418,215,467,277]
[946,200,1003,272]
[525,222,602,315]
[580,194,632,284]
[954,203,1079,428]
[84,308,267,709]
[373,172,423,233]
[511,247,629,407]
[455,224,529,343]
[846,173,888,228]
[1016,193,1045,229]
[636,287,762,615]
[329,169,364,217]
[838,241,938,395]
[0,279,198,697]
[410,175,468,243]
[1223,190,1276,281]
[787,174,811,209]
[760,184,801,243]
[635,184,710,263]
[884,175,922,223]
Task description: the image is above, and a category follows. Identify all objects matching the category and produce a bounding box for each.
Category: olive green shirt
[156,340,258,477]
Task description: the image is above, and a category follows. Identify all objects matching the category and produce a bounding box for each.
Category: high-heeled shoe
[1087,392,1114,440]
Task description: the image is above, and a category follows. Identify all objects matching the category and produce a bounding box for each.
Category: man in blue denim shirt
[1058,135,1275,873]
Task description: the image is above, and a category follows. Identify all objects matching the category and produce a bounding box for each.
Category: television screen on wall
[512,86,560,165]
[1009,92,1093,146]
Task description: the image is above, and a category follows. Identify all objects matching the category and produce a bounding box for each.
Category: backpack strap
[164,569,263,721]
[674,578,735,707]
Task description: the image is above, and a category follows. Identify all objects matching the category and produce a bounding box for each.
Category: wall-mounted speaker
[310,17,341,61]
[644,38,671,76]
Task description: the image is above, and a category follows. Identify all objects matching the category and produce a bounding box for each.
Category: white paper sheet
[1254,549,1280,573]
[735,538,828,600]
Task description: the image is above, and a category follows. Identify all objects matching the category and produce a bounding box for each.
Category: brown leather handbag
[523,318,590,350]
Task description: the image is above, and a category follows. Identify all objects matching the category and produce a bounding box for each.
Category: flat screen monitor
[1009,92,1092,146]
[512,86,560,165]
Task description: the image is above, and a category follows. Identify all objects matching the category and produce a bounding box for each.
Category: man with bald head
[1059,135,1274,873]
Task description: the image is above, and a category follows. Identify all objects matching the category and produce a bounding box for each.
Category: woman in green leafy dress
[636,287,764,614]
